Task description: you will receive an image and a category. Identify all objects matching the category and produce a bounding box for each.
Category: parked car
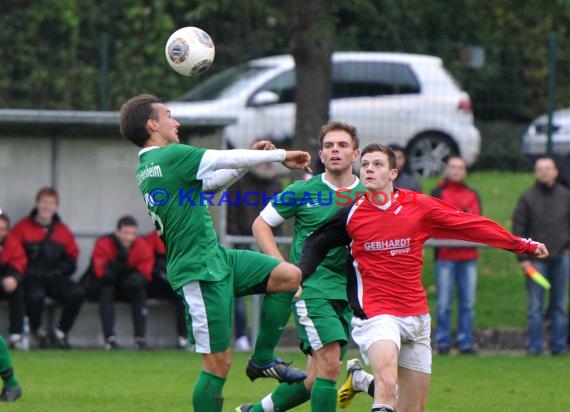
[522,107,570,157]
[168,52,481,176]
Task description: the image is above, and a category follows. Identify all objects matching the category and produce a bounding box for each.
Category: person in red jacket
[10,187,84,349]
[431,156,482,355]
[90,216,154,350]
[0,213,27,350]
[145,230,188,349]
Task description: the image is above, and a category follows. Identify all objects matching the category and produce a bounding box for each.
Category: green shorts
[293,298,352,358]
[177,249,280,353]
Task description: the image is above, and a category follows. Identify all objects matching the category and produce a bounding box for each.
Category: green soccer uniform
[260,173,365,353]
[262,173,365,300]
[137,144,282,352]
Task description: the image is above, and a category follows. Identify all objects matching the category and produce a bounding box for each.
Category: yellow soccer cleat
[337,358,363,409]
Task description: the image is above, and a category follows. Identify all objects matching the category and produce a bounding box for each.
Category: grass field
[6,349,570,411]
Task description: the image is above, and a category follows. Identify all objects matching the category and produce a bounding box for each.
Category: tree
[290,0,335,171]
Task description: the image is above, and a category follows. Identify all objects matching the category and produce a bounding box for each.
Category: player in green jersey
[120,94,312,412]
[237,121,365,411]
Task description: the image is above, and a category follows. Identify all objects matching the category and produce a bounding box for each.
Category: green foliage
[8,350,570,411]
[2,0,570,122]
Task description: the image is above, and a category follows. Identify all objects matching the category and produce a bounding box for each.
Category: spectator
[513,156,570,355]
[90,216,154,350]
[226,162,283,352]
[0,212,26,349]
[11,187,84,349]
[388,144,421,192]
[145,230,189,350]
[431,156,482,355]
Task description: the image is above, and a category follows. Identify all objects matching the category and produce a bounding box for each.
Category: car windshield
[177,64,275,101]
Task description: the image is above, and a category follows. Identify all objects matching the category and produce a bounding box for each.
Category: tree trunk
[290,0,335,173]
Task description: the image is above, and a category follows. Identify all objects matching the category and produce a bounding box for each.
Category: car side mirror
[250,90,280,106]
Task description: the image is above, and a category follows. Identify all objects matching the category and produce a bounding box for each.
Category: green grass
[419,171,536,328]
[7,350,570,411]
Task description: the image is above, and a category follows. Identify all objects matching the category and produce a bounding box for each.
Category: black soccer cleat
[246,357,307,384]
[0,385,22,402]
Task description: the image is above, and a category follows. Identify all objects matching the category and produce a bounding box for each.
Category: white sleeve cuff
[197,149,286,180]
[259,203,286,227]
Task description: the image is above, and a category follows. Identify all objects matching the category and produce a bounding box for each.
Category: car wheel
[406,133,458,177]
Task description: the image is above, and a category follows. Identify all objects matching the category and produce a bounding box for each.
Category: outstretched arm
[297,207,352,282]
[201,140,282,191]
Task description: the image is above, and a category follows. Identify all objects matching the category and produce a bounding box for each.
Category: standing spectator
[90,216,154,350]
[11,187,84,349]
[145,230,189,350]
[226,162,283,353]
[431,156,482,355]
[0,213,26,349]
[513,156,570,355]
[388,144,421,192]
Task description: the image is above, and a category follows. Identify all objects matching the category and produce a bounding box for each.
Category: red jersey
[431,180,482,261]
[91,235,154,281]
[0,234,27,279]
[298,189,540,319]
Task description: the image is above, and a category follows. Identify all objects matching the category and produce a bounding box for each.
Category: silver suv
[168,52,480,176]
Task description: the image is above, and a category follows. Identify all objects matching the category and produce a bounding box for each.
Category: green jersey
[137,144,223,290]
[260,173,365,300]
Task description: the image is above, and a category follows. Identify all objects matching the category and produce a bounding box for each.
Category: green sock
[252,291,294,365]
[0,336,17,388]
[192,370,225,412]
[311,377,337,412]
[250,382,310,412]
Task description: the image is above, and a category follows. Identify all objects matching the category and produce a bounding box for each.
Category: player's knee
[285,264,301,289]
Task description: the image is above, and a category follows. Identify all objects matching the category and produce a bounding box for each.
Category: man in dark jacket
[0,213,27,350]
[513,156,570,355]
[90,216,154,350]
[11,187,84,349]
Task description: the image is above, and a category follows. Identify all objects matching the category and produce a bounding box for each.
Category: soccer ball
[164,26,215,76]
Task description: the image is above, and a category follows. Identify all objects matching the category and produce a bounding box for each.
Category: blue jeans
[526,255,569,354]
[435,260,477,351]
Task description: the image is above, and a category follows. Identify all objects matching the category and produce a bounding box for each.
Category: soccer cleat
[246,357,307,384]
[235,404,253,412]
[0,385,22,402]
[337,358,363,409]
[104,336,120,351]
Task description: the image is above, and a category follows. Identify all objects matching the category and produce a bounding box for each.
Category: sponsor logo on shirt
[364,238,411,256]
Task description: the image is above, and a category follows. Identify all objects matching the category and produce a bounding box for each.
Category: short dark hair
[388,143,405,153]
[318,121,359,149]
[361,143,397,170]
[119,94,162,147]
[0,212,10,226]
[116,215,138,230]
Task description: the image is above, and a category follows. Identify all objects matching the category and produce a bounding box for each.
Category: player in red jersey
[297,144,548,412]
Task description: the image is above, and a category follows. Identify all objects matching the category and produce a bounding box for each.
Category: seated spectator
[145,230,189,349]
[388,143,422,192]
[90,216,153,350]
[10,187,84,349]
[0,212,27,349]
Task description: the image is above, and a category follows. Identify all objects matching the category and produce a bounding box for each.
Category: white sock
[352,369,374,392]
[261,393,275,412]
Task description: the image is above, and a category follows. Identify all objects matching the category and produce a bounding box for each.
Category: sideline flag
[525,265,551,290]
